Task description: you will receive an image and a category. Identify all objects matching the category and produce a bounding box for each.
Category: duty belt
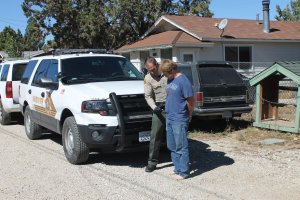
[156,102,165,109]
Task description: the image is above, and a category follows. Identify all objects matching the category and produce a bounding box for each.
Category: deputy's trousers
[148,111,166,166]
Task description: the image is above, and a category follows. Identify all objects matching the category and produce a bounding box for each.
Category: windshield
[61,56,143,84]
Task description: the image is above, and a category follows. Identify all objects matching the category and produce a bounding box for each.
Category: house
[23,49,54,59]
[250,61,300,133]
[115,2,300,77]
[0,51,8,63]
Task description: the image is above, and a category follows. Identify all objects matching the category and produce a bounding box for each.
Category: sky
[0,0,292,35]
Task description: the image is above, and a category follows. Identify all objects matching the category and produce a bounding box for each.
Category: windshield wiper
[62,77,106,84]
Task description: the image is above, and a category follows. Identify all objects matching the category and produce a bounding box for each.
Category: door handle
[28,89,31,94]
[41,92,45,97]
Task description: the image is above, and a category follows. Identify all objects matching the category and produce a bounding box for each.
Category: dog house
[250,61,300,133]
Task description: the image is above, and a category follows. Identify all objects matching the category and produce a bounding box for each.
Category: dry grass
[188,113,300,148]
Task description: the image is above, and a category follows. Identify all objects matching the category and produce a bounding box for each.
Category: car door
[39,59,59,131]
[12,62,28,104]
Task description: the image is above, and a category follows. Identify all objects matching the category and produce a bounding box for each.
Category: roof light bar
[54,49,107,56]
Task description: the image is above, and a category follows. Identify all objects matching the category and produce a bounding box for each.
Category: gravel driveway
[0,122,299,200]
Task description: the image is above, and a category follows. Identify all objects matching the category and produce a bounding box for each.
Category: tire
[0,100,11,125]
[24,106,42,140]
[62,117,89,164]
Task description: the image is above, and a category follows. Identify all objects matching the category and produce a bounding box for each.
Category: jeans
[166,119,189,178]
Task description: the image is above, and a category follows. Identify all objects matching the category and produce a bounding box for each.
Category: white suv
[0,60,28,125]
[19,49,152,164]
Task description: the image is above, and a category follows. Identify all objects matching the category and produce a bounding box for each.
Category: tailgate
[12,81,21,104]
[198,65,248,108]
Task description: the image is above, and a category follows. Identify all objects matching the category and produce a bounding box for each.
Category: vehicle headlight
[81,100,109,116]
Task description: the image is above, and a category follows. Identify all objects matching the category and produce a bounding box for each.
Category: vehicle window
[45,60,58,82]
[198,65,243,85]
[21,60,38,84]
[12,63,27,81]
[0,64,10,81]
[61,56,143,84]
[32,60,51,86]
[178,66,193,85]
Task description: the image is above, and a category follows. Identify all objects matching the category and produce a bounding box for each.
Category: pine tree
[275,0,300,21]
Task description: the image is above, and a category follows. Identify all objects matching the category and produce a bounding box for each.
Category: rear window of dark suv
[12,63,27,81]
[198,64,243,85]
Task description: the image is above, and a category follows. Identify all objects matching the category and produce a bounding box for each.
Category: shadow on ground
[86,139,235,178]
[188,139,234,178]
[189,117,252,133]
[37,126,235,178]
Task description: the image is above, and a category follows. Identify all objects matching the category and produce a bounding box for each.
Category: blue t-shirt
[165,74,193,122]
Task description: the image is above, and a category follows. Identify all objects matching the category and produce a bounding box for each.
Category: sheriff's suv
[0,59,28,125]
[19,49,152,164]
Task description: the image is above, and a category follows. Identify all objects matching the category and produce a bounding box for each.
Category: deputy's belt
[156,102,165,108]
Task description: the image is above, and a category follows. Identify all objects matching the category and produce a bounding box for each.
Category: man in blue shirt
[160,59,194,180]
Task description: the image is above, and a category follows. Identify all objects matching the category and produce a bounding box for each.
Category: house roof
[153,15,300,41]
[250,61,300,86]
[116,30,212,52]
[117,15,300,52]
[23,49,54,59]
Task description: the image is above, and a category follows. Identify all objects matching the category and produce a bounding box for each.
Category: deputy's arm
[144,77,157,110]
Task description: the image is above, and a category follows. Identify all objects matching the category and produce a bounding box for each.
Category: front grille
[117,94,152,133]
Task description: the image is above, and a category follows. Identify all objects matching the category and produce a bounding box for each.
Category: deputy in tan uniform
[144,57,167,172]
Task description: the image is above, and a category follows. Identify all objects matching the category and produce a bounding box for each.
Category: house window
[225,46,252,70]
[161,48,172,60]
[181,51,195,63]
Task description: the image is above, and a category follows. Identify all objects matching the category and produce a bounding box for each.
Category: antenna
[216,18,228,37]
[218,19,228,30]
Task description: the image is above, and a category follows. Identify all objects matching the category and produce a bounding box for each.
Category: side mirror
[40,77,59,90]
[141,68,148,76]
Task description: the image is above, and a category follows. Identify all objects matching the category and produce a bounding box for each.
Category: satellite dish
[218,19,228,30]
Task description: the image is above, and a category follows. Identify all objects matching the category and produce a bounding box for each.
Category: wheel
[24,106,42,139]
[62,117,89,164]
[0,100,11,125]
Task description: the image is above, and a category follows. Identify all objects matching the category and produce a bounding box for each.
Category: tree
[0,26,23,57]
[22,0,213,49]
[22,0,111,49]
[275,0,300,21]
[23,17,45,51]
[176,0,213,17]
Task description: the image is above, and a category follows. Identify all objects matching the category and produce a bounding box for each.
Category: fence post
[294,87,300,133]
[255,84,262,123]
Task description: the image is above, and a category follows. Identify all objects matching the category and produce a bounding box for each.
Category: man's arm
[144,76,157,110]
[187,96,194,119]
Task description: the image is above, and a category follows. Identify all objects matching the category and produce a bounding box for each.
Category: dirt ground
[1,114,300,200]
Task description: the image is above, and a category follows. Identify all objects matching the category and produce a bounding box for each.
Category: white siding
[130,51,141,70]
[253,43,300,62]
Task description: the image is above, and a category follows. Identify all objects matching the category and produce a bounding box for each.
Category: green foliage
[24,17,45,50]
[176,0,213,17]
[0,27,23,57]
[275,0,300,21]
[22,0,213,49]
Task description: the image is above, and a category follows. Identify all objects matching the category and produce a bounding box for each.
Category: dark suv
[178,61,252,120]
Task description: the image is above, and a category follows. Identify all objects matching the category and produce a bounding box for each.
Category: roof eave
[114,45,174,53]
[142,16,203,41]
[203,38,300,43]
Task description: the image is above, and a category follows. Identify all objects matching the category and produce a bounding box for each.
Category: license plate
[138,131,151,142]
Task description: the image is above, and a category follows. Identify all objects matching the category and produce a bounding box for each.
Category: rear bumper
[1,98,20,113]
[193,106,252,117]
